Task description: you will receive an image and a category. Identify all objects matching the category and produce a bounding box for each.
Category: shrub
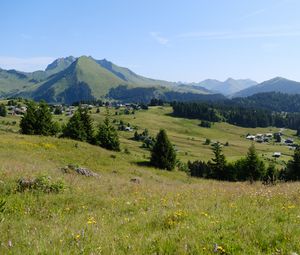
[17,176,65,193]
[199,120,211,128]
[204,138,211,145]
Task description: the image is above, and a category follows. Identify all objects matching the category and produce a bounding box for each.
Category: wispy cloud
[0,56,56,72]
[241,0,296,20]
[150,32,169,45]
[177,27,300,40]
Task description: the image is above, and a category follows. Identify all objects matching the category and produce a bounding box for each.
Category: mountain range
[192,78,258,96]
[1,56,300,103]
[232,77,300,98]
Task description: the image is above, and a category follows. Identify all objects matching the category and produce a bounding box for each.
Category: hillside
[0,69,35,97]
[96,58,174,87]
[194,78,257,95]
[17,56,128,104]
[233,77,300,97]
[232,92,300,112]
[0,105,300,254]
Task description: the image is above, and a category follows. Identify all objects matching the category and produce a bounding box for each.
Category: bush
[17,176,65,193]
[204,138,211,145]
[199,120,211,128]
[176,160,189,172]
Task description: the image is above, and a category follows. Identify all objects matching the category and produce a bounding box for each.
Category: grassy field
[0,106,300,254]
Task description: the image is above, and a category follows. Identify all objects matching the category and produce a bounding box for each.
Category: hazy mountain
[194,78,258,95]
[0,68,34,97]
[232,77,300,97]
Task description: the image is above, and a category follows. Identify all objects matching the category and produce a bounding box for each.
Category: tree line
[232,92,300,113]
[171,101,300,129]
[188,143,300,182]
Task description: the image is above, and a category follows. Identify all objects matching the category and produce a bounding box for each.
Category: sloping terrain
[0,106,299,254]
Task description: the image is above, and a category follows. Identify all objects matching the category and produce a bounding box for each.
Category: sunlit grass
[0,106,299,254]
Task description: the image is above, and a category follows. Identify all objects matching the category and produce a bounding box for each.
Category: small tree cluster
[62,107,120,151]
[188,143,270,182]
[20,101,59,136]
[150,129,176,170]
[62,107,94,143]
[133,129,156,149]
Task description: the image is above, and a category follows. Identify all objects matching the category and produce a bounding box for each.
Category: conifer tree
[209,142,227,179]
[150,129,176,170]
[244,143,266,182]
[96,110,120,151]
[0,104,7,117]
[20,101,36,135]
[20,101,58,136]
[286,146,300,180]
[62,110,88,141]
[78,107,94,143]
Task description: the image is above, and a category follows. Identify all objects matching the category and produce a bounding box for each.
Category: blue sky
[1,0,300,82]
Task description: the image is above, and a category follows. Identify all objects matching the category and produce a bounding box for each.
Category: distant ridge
[232,77,300,97]
[192,78,258,95]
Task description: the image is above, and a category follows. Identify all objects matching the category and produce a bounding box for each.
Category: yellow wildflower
[87,216,97,224]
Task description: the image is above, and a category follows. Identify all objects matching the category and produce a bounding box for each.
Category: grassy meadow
[0,105,300,254]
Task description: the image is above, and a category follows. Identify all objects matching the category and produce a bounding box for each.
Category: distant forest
[171,92,300,130]
[231,92,300,113]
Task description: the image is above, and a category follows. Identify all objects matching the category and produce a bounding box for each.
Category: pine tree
[62,107,94,142]
[78,107,94,143]
[35,101,58,135]
[150,129,176,170]
[0,104,7,117]
[62,110,87,141]
[209,142,227,179]
[20,101,36,135]
[20,101,58,136]
[244,143,266,182]
[96,116,120,151]
[286,146,300,180]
